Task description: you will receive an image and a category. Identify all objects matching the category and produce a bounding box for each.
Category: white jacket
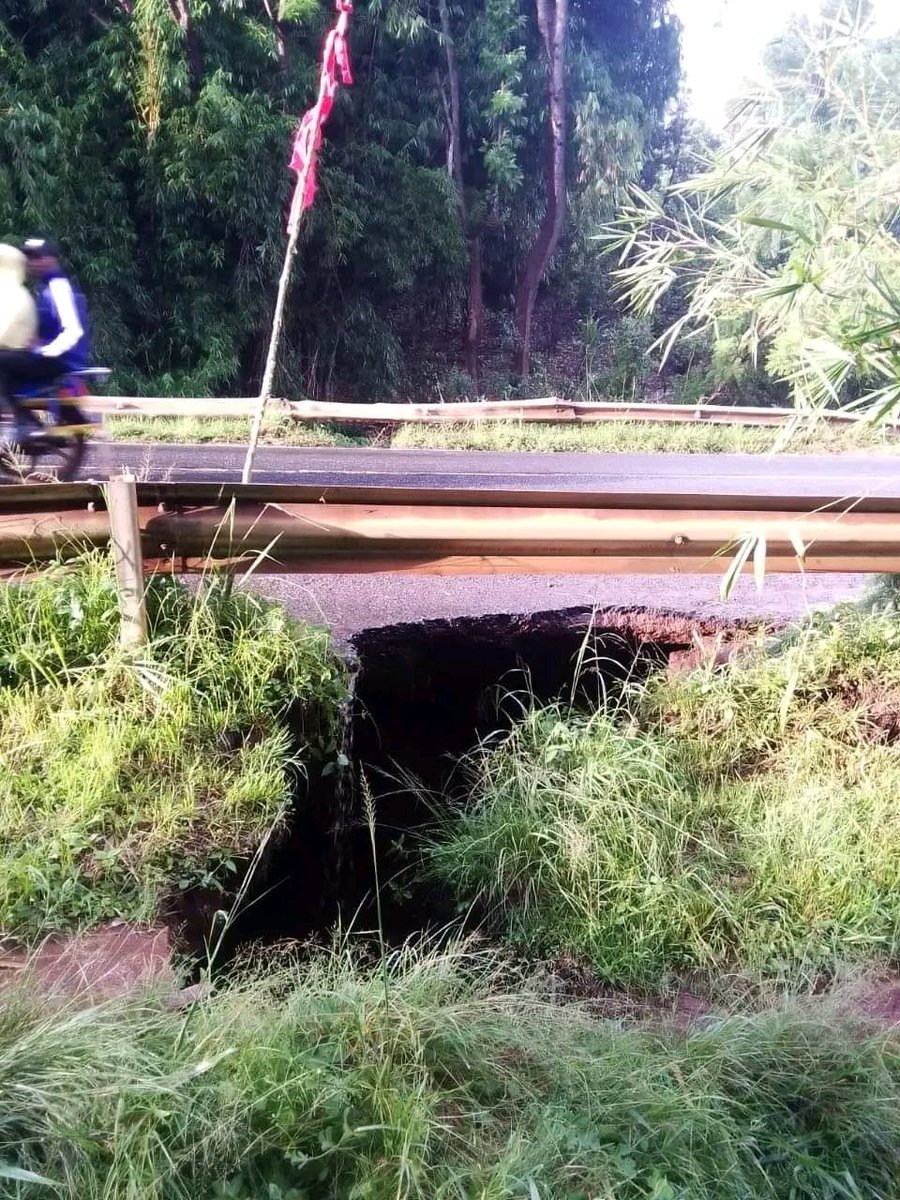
[0,244,37,351]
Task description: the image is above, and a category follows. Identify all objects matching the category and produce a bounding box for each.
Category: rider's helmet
[21,237,57,259]
[21,238,59,276]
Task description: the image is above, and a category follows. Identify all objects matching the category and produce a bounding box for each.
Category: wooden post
[108,472,148,646]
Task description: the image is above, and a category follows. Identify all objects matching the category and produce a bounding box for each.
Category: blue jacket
[35,269,91,371]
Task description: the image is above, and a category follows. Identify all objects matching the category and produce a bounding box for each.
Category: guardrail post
[108,472,148,646]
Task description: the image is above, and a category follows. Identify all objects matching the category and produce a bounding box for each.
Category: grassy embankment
[0,556,345,943]
[5,564,900,1197]
[428,602,900,997]
[6,941,900,1200]
[105,411,900,454]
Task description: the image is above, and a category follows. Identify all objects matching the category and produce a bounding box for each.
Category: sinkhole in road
[207,605,755,962]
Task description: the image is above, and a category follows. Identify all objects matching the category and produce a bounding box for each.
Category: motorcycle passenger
[0,243,40,441]
[0,237,91,440]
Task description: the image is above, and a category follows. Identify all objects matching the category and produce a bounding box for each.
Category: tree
[0,0,679,398]
[602,1,900,417]
[513,0,568,377]
[438,0,484,381]
[389,0,680,387]
[0,0,465,397]
[514,0,680,377]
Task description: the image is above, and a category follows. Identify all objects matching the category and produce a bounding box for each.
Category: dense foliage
[0,0,679,399]
[603,2,900,414]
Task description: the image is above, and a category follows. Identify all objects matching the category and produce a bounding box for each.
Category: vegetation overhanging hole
[224,605,745,959]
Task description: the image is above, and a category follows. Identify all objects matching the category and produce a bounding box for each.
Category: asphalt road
[90,442,900,498]
[84,443,886,633]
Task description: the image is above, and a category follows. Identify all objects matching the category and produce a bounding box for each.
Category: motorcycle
[1,366,110,482]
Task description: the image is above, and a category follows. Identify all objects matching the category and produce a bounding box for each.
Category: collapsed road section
[223,605,763,955]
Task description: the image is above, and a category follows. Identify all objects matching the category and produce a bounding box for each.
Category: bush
[586,314,654,399]
[4,940,900,1199]
[0,556,347,942]
[428,611,900,990]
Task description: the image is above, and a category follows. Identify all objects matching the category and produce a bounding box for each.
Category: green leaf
[779,657,801,733]
[737,214,792,232]
[788,528,807,568]
[0,1163,60,1189]
[720,533,758,602]
[280,0,319,22]
[753,533,767,593]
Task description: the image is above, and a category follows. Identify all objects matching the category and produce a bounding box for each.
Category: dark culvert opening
[340,606,757,942]
[177,605,760,969]
[163,694,350,973]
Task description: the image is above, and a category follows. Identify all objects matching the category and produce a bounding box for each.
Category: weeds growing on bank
[0,555,346,943]
[106,413,900,454]
[391,417,900,454]
[105,414,364,447]
[427,605,900,993]
[6,574,900,1197]
[5,937,900,1200]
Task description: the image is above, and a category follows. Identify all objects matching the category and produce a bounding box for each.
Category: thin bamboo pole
[242,0,344,484]
[242,184,308,484]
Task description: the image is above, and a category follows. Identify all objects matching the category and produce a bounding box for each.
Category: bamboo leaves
[602,5,900,424]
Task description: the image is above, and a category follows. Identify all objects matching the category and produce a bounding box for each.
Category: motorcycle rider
[0,237,91,440]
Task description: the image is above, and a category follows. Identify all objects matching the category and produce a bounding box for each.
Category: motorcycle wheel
[0,431,87,483]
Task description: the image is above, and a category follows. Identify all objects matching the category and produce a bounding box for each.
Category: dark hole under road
[170,604,752,973]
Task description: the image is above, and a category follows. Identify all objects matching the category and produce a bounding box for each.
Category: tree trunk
[513,0,567,378]
[167,0,203,90]
[438,0,483,385]
[262,0,289,73]
[466,233,483,384]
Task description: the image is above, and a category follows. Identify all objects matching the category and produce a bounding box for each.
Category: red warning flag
[288,0,354,231]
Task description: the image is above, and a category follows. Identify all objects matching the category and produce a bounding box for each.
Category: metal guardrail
[82,396,896,429]
[0,479,897,577]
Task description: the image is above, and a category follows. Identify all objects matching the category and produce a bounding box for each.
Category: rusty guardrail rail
[0,479,898,577]
[81,395,897,429]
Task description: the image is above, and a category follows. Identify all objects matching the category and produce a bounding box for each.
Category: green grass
[6,555,900,1198]
[105,414,364,447]
[0,556,347,943]
[390,417,897,454]
[105,413,900,454]
[427,606,900,993]
[5,937,900,1200]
